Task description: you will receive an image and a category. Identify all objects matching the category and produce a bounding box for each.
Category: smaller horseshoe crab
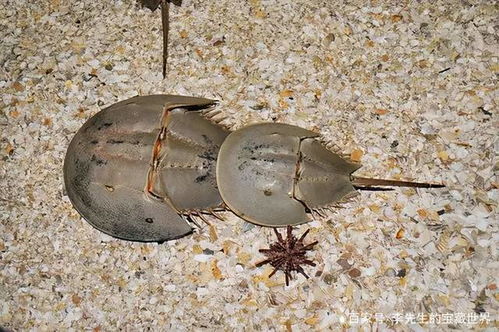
[64,95,228,242]
[216,123,444,227]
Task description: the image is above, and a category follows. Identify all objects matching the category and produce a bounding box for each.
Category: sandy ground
[1,0,497,330]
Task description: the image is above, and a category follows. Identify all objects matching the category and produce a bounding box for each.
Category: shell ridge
[291,138,313,215]
[145,103,178,212]
[301,153,331,172]
[166,130,208,150]
[91,149,150,164]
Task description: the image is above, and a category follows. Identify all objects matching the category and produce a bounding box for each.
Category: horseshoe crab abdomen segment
[295,138,361,208]
[216,123,319,227]
[64,95,218,242]
[151,109,229,211]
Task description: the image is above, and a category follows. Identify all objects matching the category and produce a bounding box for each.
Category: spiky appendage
[201,108,234,131]
[181,207,226,228]
[256,226,318,286]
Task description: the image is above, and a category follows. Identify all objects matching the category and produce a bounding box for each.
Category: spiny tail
[161,0,169,78]
[352,176,445,189]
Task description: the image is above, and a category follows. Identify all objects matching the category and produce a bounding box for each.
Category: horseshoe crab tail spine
[351,176,445,189]
[161,0,169,78]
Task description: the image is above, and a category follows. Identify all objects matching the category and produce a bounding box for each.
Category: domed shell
[64,95,228,242]
[216,123,360,227]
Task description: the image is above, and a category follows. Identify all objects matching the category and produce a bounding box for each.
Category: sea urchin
[256,226,318,286]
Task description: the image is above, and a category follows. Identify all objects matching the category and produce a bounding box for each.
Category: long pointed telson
[138,0,182,78]
[351,176,445,190]
[161,0,169,78]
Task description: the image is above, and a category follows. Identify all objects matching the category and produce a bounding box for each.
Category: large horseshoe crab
[64,95,444,241]
[63,95,228,242]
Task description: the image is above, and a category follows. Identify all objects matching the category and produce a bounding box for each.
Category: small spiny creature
[256,226,318,286]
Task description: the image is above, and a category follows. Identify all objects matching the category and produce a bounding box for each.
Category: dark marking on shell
[97,122,113,130]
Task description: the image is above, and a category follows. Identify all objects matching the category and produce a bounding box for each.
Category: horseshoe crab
[65,95,444,241]
[64,95,228,242]
[216,123,444,227]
